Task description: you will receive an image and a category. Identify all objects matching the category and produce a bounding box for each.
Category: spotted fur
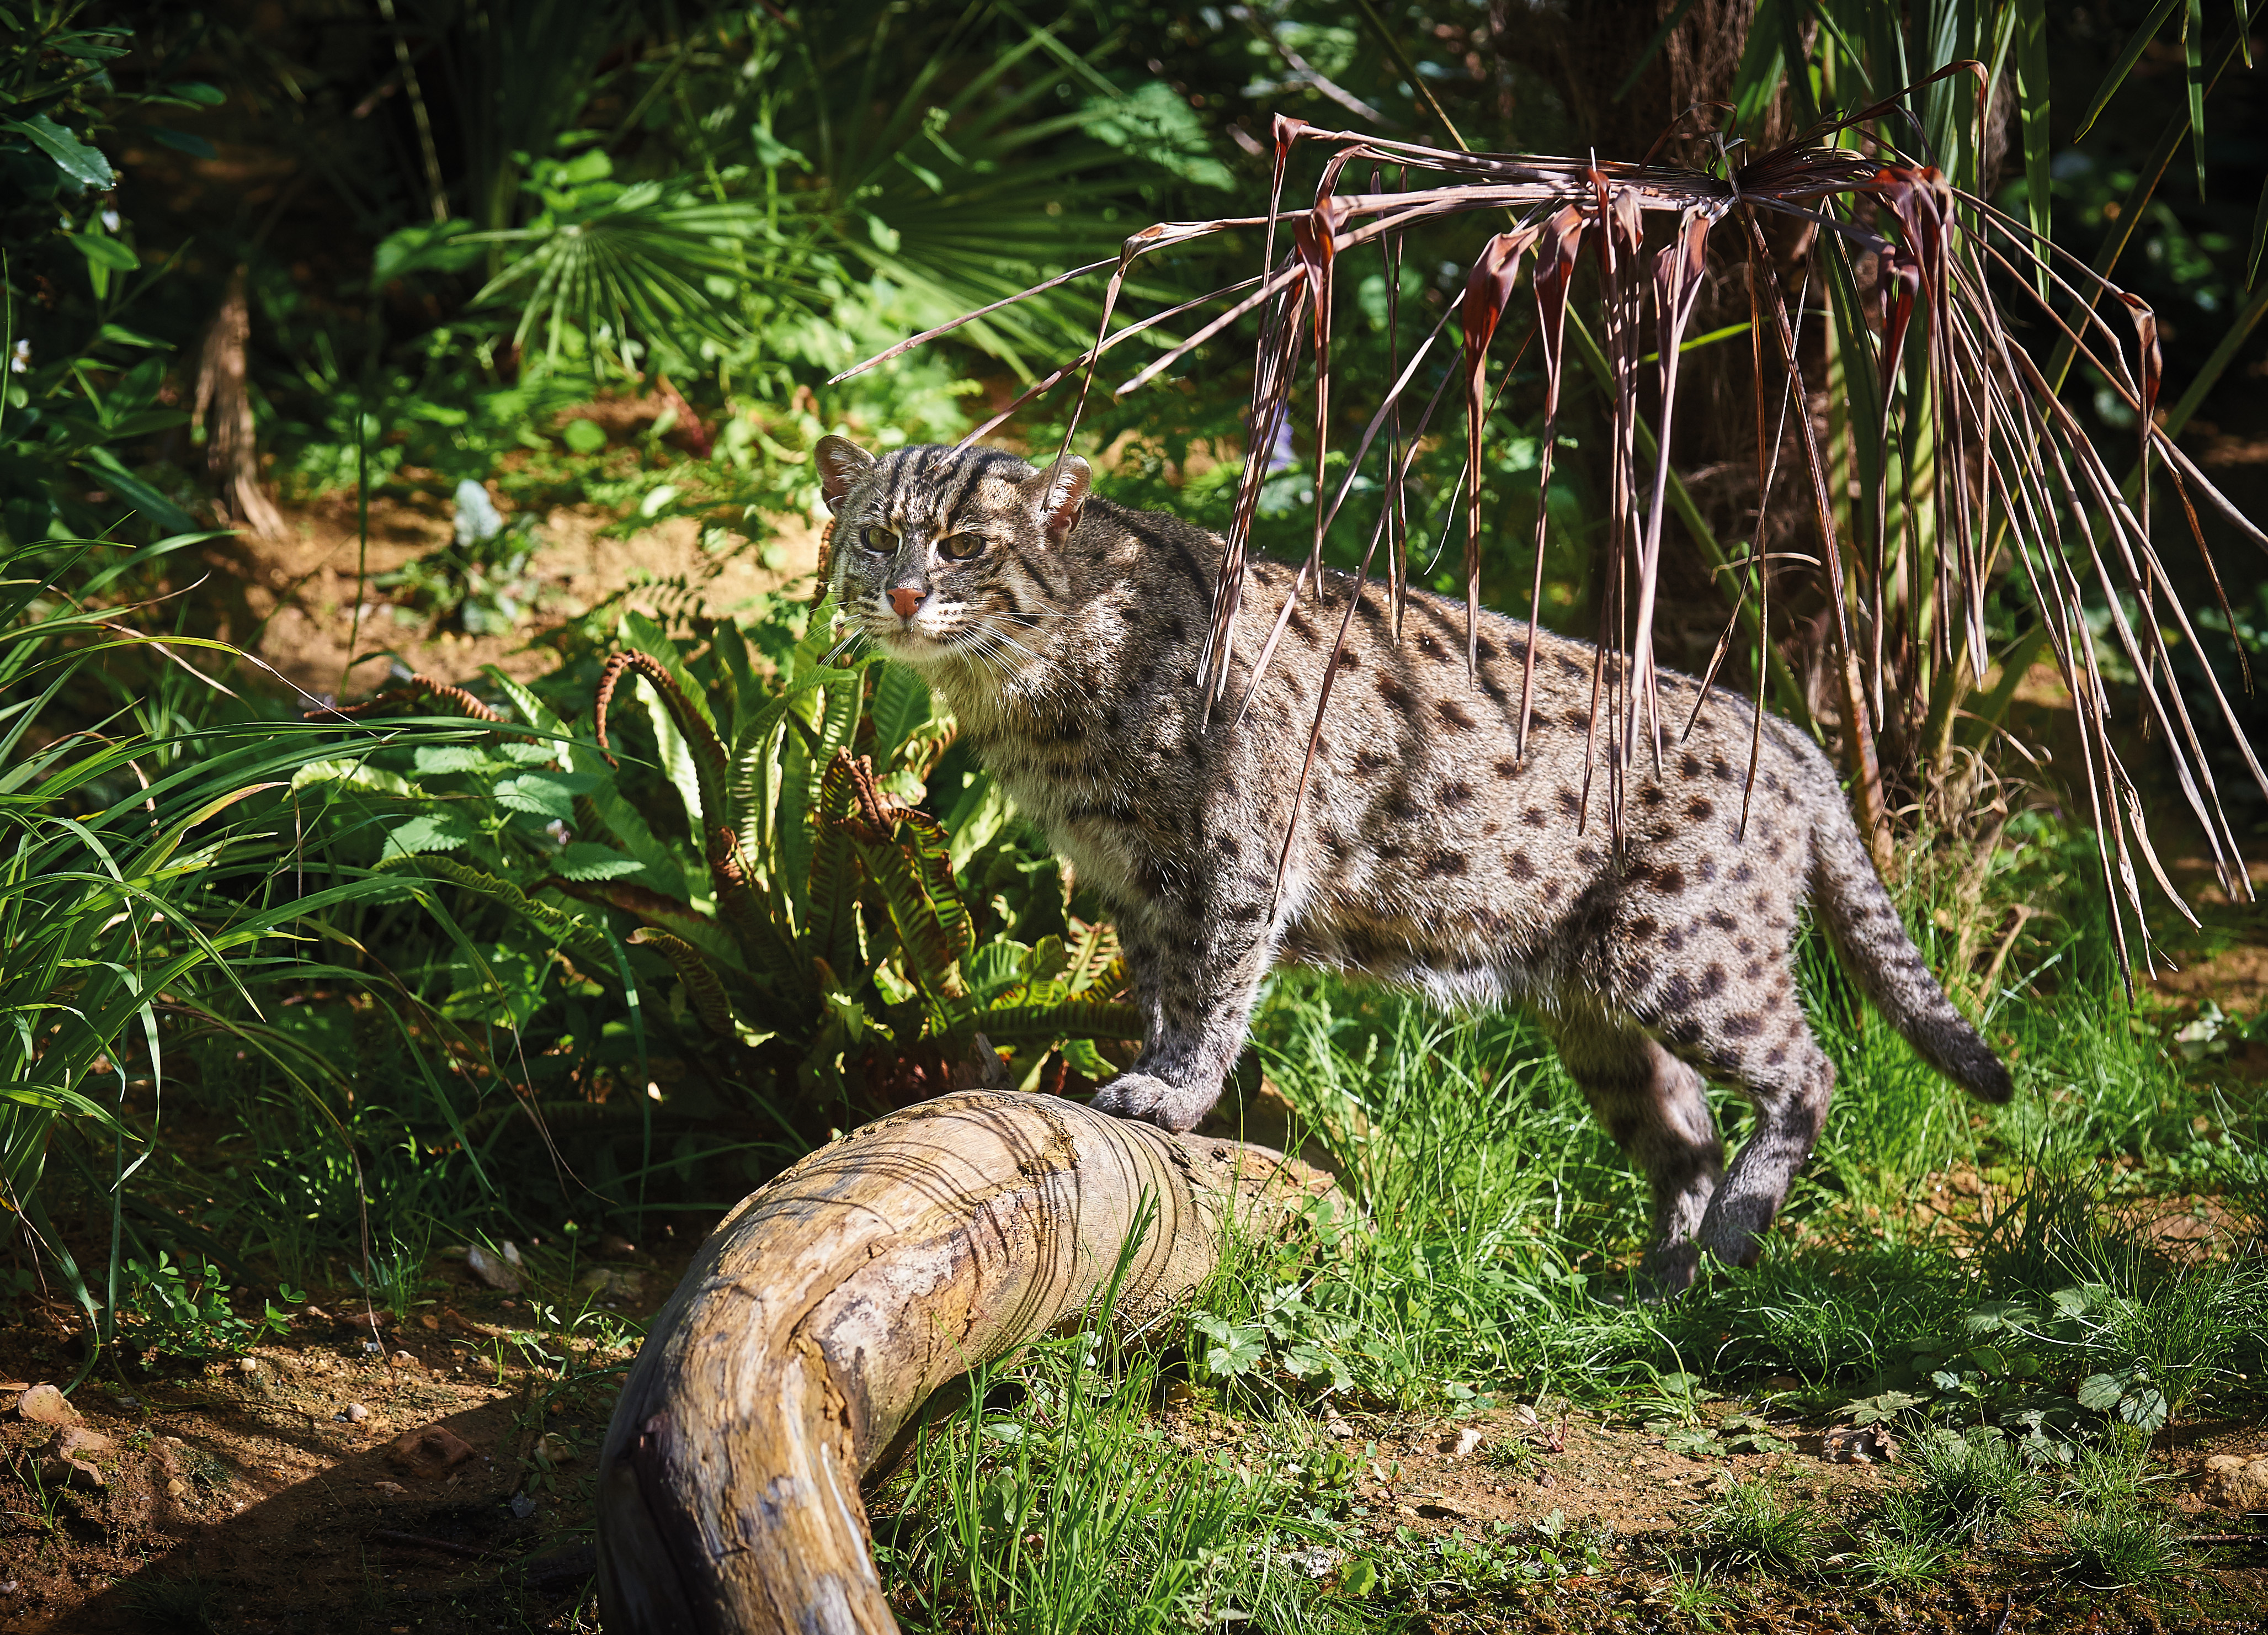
[817,437,2013,1293]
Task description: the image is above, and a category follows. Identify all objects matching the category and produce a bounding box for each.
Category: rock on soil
[38,1425,114,1490]
[2196,1451,2268,1510]
[12,1382,79,1426]
[387,1422,478,1479]
[466,1244,523,1293]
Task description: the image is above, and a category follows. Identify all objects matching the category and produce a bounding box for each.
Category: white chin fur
[874,624,947,662]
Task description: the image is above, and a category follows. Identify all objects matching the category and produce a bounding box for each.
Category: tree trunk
[193,265,287,542]
[594,1089,1334,1634]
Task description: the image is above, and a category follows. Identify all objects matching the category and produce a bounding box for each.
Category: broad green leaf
[75,449,200,534]
[6,114,113,188]
[289,759,422,798]
[413,745,504,776]
[380,813,477,857]
[552,841,645,882]
[616,612,718,737]
[2117,1387,2169,1431]
[71,233,138,272]
[482,667,572,740]
[2076,1372,2127,1412]
[944,772,1014,871]
[495,771,589,820]
[870,664,932,763]
[634,674,705,836]
[149,128,217,160]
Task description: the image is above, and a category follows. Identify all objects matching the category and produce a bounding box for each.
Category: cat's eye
[938,532,987,562]
[861,525,898,554]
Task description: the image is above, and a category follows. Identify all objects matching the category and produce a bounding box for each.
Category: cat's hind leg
[1548,1018,1725,1298]
[1683,1017,1836,1273]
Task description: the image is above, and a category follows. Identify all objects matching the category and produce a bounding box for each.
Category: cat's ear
[1037,454,1090,546]
[814,436,876,513]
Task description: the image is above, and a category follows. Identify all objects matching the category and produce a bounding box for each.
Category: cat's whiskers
[965,613,1046,666]
[954,627,1027,688]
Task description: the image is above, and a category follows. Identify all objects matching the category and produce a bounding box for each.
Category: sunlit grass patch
[2058,1504,2185,1589]
[1692,1474,1824,1576]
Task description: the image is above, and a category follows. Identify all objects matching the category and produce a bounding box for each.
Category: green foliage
[1373,1512,1612,1605]
[372,479,546,635]
[0,7,200,549]
[312,602,1137,1117]
[2058,1503,2184,1588]
[1692,1475,1823,1576]
[880,1330,1329,1634]
[115,1251,300,1363]
[0,537,446,1238]
[1893,1429,2045,1546]
[348,1237,436,1328]
[119,1573,224,1635]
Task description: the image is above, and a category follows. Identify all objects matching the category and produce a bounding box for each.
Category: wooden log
[594,1089,1332,1634]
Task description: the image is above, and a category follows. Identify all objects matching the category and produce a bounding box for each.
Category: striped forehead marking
[872,446,1030,530]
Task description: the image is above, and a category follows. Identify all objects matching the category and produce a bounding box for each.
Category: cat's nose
[888,586,923,619]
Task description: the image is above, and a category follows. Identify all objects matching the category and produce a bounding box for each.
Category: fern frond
[629,927,739,1038]
[594,650,731,829]
[379,854,612,963]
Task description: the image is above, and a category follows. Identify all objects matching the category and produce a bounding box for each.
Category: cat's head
[816,437,1089,678]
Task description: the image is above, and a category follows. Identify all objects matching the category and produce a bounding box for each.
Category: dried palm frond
[835,71,2267,978]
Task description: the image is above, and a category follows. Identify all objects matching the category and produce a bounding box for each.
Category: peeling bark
[595,1090,1333,1634]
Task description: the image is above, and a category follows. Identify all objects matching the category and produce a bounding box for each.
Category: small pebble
[388,1351,421,1371]
[346,1403,371,1423]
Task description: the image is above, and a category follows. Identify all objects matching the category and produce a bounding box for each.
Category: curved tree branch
[595,1090,1333,1634]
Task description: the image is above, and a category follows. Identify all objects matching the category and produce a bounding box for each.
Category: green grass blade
[2187,0,2209,198]
[2076,0,2181,139]
[2014,0,2053,299]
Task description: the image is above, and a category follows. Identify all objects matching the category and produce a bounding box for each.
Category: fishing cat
[815,434,2012,1293]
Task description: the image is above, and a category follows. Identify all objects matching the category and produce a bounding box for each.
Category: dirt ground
[0,1258,641,1633]
[187,487,824,708]
[6,1300,2266,1633]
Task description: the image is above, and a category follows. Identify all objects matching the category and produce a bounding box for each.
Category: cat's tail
[1809,806,2014,1103]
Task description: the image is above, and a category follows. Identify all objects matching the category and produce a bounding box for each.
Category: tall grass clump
[1,537,484,1351]
[1692,1475,1823,1576]
[1896,1431,2043,1546]
[880,1321,1332,1631]
[1242,976,1653,1402]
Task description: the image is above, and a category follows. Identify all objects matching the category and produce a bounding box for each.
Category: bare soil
[185,488,823,707]
[1,1261,648,1633]
[8,1304,2264,1633]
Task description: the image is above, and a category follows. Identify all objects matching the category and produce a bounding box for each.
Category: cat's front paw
[1088,1073,1216,1134]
